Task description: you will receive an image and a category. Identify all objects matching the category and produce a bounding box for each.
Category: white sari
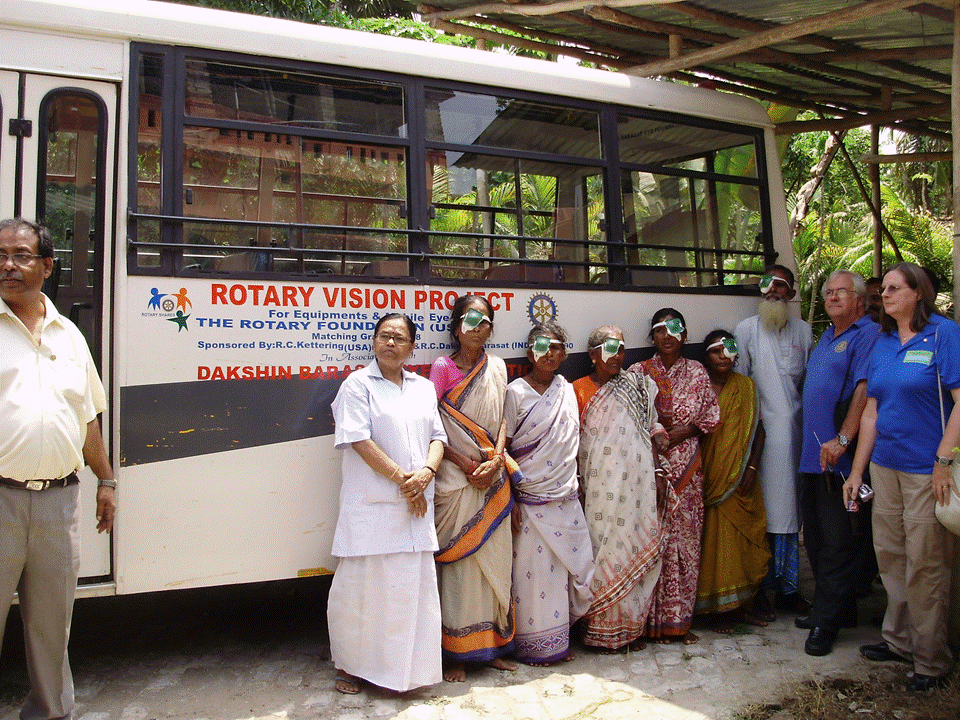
[506,375,594,663]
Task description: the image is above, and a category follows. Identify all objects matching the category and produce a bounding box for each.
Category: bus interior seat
[632,269,679,286]
[42,257,61,302]
[482,262,561,282]
[361,260,409,278]
[216,251,270,272]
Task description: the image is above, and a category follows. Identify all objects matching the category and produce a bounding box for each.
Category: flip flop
[335,671,361,695]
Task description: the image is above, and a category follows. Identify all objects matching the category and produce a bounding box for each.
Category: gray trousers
[0,484,80,720]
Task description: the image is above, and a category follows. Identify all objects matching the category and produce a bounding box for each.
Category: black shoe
[796,615,855,630]
[775,592,811,614]
[907,673,949,692]
[859,641,910,663]
[805,627,837,656]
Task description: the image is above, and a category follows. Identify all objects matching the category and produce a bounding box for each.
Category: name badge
[903,350,933,365]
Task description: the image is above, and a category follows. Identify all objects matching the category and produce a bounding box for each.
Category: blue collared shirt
[800,315,880,475]
[868,314,960,474]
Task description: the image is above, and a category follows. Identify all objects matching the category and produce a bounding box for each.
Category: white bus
[0,0,794,596]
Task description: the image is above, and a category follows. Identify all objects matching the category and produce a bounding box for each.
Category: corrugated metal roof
[409,0,955,137]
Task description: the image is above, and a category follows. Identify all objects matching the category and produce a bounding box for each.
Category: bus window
[134,52,411,276]
[424,87,605,284]
[136,52,163,270]
[618,114,766,288]
[39,90,105,351]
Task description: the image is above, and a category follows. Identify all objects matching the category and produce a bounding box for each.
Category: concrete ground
[0,572,895,720]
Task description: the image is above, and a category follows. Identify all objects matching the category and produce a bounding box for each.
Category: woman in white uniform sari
[328,313,446,694]
[505,322,595,665]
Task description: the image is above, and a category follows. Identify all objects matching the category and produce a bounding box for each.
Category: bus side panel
[0,28,124,81]
[115,275,759,593]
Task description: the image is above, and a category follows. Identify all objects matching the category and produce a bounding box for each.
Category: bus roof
[2,0,773,128]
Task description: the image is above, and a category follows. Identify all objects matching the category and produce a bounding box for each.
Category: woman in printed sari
[573,325,668,653]
[631,308,720,645]
[429,295,517,682]
[695,329,771,633]
[504,322,594,666]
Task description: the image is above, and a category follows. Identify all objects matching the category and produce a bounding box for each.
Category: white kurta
[734,314,813,533]
[328,361,447,691]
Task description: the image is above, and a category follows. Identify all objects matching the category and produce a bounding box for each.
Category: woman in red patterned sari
[630,308,720,644]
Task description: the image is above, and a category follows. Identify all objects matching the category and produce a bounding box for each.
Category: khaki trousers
[0,484,80,720]
[870,462,955,676]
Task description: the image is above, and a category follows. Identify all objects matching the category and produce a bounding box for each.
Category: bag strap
[936,324,946,433]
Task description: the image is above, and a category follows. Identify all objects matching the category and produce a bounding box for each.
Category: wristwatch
[836,434,850,447]
[98,478,118,488]
[936,456,954,467]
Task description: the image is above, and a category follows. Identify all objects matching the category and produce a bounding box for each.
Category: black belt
[0,472,79,491]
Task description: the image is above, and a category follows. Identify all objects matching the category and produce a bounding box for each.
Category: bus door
[0,72,117,584]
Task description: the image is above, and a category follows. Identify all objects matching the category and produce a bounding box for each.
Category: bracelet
[747,466,757,471]
[388,466,401,481]
[654,468,665,475]
[423,466,436,476]
[98,478,117,489]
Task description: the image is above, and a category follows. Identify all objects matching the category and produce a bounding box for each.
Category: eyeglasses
[880,284,908,295]
[375,332,412,346]
[0,252,44,267]
[823,288,854,298]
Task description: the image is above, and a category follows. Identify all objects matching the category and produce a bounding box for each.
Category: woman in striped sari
[429,295,517,682]
[574,325,667,652]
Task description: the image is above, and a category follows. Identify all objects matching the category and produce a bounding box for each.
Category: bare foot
[596,645,626,654]
[751,592,776,623]
[743,611,769,628]
[682,632,700,645]
[443,662,466,683]
[335,670,361,695]
[650,637,672,644]
[488,657,518,671]
[711,621,735,635]
[563,650,576,661]
[628,639,647,651]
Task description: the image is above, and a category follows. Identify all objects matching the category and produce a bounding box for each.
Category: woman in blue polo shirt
[843,262,958,692]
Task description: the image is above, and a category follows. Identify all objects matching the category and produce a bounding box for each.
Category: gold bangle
[747,466,757,471]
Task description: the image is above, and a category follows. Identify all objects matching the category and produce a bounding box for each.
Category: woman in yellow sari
[695,329,771,632]
[429,295,517,682]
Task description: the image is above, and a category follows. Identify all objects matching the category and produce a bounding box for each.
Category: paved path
[0,577,891,720]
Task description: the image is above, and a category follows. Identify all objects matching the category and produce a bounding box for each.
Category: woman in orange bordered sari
[574,325,669,653]
[695,329,771,632]
[632,308,720,645]
[429,295,517,683]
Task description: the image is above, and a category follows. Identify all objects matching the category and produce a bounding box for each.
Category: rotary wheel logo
[527,293,557,324]
[161,297,175,312]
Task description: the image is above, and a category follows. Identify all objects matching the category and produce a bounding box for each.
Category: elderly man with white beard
[734,265,813,621]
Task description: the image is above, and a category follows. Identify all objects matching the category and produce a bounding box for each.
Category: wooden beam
[429,18,613,64]
[624,0,937,77]
[418,0,675,22]
[774,101,951,134]
[668,1,954,91]
[800,45,953,63]
[860,151,954,163]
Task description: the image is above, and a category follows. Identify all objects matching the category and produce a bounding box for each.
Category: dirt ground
[0,569,955,720]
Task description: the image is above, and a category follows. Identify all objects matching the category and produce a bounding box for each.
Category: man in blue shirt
[797,269,879,656]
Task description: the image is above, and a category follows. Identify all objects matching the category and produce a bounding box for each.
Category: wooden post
[950,0,960,656]
[871,125,882,278]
